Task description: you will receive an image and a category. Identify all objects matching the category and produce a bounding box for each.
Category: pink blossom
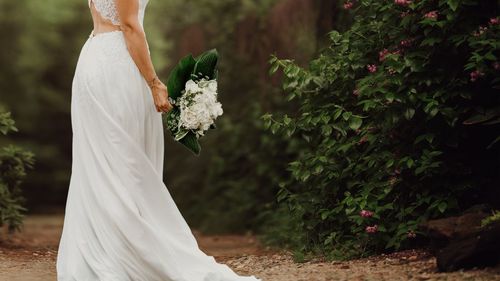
[358,136,368,145]
[343,1,354,9]
[400,39,413,48]
[366,225,378,234]
[379,49,390,62]
[470,70,484,82]
[407,231,417,239]
[380,49,402,62]
[490,17,499,25]
[424,11,438,20]
[473,26,488,37]
[367,64,378,73]
[360,210,374,218]
[494,62,500,70]
[394,0,410,6]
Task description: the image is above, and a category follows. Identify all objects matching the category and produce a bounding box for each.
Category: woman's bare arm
[115,0,172,113]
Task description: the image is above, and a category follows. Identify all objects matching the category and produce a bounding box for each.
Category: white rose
[209,102,223,118]
[179,108,199,129]
[185,80,200,93]
[207,80,218,93]
[177,79,222,135]
[194,92,210,105]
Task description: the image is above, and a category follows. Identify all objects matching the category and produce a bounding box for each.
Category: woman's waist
[91,18,121,35]
[84,30,131,63]
[88,28,124,40]
[85,29,151,57]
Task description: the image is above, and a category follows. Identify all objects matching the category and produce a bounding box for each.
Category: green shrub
[481,210,500,227]
[265,0,500,259]
[0,111,34,232]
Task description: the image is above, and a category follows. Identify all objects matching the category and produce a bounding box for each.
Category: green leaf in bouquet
[167,54,196,99]
[163,107,180,134]
[179,132,201,156]
[192,49,219,81]
[174,128,189,141]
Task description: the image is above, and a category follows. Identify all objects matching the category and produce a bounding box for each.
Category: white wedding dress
[56,1,261,280]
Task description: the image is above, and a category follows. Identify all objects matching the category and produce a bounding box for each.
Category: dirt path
[1,214,499,281]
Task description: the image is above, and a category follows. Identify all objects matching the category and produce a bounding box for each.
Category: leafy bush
[481,210,500,227]
[0,111,34,232]
[265,0,500,259]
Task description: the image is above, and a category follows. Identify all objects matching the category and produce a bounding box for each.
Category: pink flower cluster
[343,1,354,10]
[366,225,378,234]
[379,49,390,62]
[367,64,378,73]
[424,11,438,20]
[399,39,413,48]
[472,17,497,37]
[473,26,488,37]
[379,49,401,62]
[394,0,410,6]
[470,70,484,82]
[360,210,374,218]
[407,231,417,239]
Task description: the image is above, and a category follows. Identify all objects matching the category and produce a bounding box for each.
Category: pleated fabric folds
[56,31,261,281]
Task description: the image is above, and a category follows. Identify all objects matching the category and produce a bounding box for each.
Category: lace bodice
[88,0,149,26]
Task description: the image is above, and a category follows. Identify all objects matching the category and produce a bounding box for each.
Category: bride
[56,0,261,280]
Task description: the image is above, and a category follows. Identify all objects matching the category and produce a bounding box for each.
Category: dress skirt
[56,31,261,281]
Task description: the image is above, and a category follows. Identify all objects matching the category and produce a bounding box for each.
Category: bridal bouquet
[163,49,222,155]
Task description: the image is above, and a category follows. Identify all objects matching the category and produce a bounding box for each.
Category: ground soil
[1,214,499,281]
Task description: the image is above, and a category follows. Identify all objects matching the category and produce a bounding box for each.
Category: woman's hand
[150,78,173,113]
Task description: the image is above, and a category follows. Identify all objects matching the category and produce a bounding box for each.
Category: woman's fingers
[158,102,171,113]
[163,103,173,113]
[151,81,173,113]
[165,102,173,112]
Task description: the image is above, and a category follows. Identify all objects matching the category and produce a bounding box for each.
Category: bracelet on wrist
[147,75,161,89]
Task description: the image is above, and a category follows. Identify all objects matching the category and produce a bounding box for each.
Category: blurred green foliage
[0,110,34,232]
[0,0,90,208]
